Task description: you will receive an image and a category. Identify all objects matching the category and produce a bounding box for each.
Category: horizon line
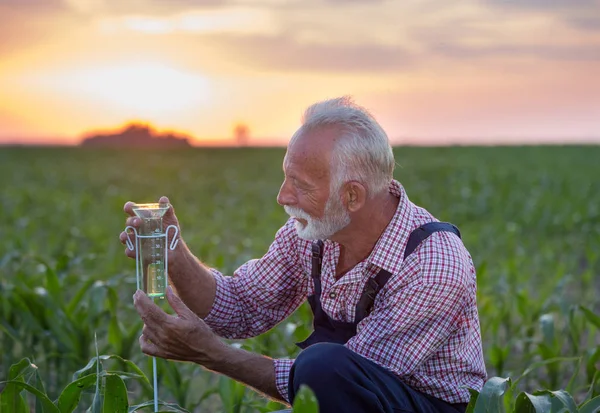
[2,140,600,148]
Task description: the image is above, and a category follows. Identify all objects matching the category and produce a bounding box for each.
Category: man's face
[284,183,351,240]
[277,127,351,240]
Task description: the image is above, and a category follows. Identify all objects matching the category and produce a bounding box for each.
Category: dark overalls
[287,222,469,413]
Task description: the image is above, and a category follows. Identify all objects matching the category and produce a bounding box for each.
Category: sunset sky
[0,0,599,146]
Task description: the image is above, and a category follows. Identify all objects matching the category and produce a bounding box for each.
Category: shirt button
[329,292,336,299]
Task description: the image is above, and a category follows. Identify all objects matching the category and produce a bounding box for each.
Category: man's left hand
[133,287,225,367]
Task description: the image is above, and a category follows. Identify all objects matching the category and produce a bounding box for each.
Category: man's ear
[344,181,367,212]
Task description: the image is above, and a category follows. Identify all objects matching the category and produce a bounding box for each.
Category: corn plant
[0,352,189,412]
[1,145,599,412]
[465,376,600,413]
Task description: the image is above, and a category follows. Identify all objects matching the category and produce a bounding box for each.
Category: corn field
[1,145,599,412]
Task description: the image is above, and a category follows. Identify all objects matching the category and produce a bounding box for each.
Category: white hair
[293,96,395,198]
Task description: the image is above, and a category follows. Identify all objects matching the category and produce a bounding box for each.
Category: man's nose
[277,180,296,206]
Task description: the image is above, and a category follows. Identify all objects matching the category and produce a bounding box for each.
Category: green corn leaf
[0,381,59,413]
[550,390,578,412]
[515,392,552,413]
[108,318,122,353]
[103,375,128,413]
[217,376,246,413]
[105,286,120,315]
[567,305,581,355]
[72,359,98,381]
[471,376,510,413]
[128,400,190,412]
[72,355,150,386]
[488,344,509,375]
[513,357,580,387]
[539,314,555,347]
[585,371,600,402]
[587,347,600,382]
[196,387,218,405]
[515,289,530,320]
[88,282,109,320]
[533,390,578,413]
[0,358,40,413]
[57,373,98,413]
[261,400,288,413]
[566,358,582,395]
[91,387,104,413]
[7,358,36,380]
[0,320,19,342]
[292,385,319,413]
[66,278,97,316]
[580,396,600,413]
[465,388,479,413]
[98,355,150,387]
[36,259,61,302]
[32,364,47,413]
[92,333,103,413]
[0,381,28,413]
[580,306,600,329]
[106,371,146,381]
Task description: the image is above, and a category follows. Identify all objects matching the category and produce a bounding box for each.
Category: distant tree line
[80,123,191,148]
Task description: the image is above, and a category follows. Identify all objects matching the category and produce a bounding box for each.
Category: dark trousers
[288,343,468,413]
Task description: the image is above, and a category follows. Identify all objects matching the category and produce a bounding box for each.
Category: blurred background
[1,2,600,412]
[1,0,599,147]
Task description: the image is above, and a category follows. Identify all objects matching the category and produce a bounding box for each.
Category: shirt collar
[367,179,415,277]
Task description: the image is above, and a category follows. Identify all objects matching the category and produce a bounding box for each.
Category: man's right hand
[119,196,184,260]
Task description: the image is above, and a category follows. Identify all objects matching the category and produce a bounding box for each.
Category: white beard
[284,195,351,240]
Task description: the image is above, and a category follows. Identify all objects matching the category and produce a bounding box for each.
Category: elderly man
[120,97,487,413]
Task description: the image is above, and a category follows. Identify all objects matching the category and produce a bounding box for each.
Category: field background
[1,145,599,412]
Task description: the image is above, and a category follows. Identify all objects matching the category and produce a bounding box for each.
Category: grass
[0,145,599,412]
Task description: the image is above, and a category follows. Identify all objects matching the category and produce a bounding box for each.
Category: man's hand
[133,287,285,404]
[120,196,183,261]
[133,286,225,367]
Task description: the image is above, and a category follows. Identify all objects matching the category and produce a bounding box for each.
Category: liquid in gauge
[141,226,167,298]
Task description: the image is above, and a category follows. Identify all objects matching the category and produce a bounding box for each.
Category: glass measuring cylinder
[132,203,170,299]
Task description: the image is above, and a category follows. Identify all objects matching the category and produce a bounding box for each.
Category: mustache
[284,206,312,220]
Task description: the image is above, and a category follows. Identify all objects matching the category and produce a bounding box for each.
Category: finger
[139,334,162,357]
[125,216,141,228]
[166,286,194,320]
[142,323,162,344]
[160,196,177,222]
[124,247,136,259]
[133,290,167,324]
[119,230,135,246]
[119,232,136,258]
[124,201,136,216]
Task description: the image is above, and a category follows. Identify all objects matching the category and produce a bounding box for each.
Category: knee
[291,343,351,389]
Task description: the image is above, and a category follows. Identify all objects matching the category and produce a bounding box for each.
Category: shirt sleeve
[203,218,309,339]
[346,231,470,375]
[273,358,295,402]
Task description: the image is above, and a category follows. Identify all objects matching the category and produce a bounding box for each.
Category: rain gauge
[124,202,179,412]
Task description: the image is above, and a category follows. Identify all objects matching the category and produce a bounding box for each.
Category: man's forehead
[292,125,342,145]
[283,141,330,180]
[286,126,340,158]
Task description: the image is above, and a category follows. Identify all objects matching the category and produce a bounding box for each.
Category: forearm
[203,343,286,404]
[168,240,216,318]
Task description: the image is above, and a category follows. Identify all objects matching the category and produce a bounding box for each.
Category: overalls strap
[354,269,393,323]
[354,222,461,321]
[296,221,462,349]
[404,222,461,259]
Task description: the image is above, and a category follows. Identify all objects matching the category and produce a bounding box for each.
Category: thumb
[159,196,181,245]
[166,286,193,319]
[159,196,179,226]
[158,195,170,208]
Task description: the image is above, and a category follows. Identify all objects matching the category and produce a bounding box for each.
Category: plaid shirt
[204,179,487,403]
